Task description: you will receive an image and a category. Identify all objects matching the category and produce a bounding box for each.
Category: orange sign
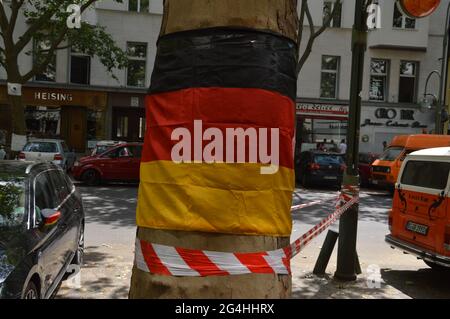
[397,0,441,18]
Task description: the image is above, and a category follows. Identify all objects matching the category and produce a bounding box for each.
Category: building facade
[297,0,447,155]
[0,0,447,154]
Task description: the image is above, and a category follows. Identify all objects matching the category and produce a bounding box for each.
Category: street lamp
[438,1,450,134]
[420,70,440,112]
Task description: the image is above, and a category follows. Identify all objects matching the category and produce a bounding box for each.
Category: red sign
[397,0,441,18]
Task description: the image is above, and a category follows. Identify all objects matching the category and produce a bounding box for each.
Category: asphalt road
[57,183,450,299]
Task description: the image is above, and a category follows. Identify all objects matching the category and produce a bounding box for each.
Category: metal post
[334,0,367,281]
[313,230,339,276]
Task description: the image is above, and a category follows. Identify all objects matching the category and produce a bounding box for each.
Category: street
[57,184,450,299]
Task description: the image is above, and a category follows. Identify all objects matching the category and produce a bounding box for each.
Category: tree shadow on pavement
[381,268,450,299]
[291,273,402,299]
[79,185,138,228]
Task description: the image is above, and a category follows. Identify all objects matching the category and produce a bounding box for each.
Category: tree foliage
[0,0,127,83]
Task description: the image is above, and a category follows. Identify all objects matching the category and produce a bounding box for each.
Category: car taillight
[18,152,25,160]
[445,225,450,251]
[388,209,393,231]
[54,153,63,161]
[309,163,320,170]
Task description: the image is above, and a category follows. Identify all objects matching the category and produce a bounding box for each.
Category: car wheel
[424,260,450,271]
[81,169,100,186]
[23,281,39,299]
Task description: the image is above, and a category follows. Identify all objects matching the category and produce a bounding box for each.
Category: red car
[358,152,379,187]
[72,143,143,185]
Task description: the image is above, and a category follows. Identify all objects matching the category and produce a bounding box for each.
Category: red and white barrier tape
[134,187,359,277]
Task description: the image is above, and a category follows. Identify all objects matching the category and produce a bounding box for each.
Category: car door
[32,171,67,293]
[128,145,143,181]
[98,146,133,180]
[48,170,79,269]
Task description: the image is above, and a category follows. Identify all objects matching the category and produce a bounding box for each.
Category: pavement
[57,183,450,299]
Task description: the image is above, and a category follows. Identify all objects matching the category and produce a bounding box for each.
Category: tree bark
[129,0,298,299]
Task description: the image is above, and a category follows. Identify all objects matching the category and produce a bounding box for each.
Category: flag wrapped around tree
[129,0,299,298]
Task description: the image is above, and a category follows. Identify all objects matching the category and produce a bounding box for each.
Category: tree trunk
[129,0,298,299]
[9,94,26,136]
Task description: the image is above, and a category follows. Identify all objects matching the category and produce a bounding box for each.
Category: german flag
[137,26,297,237]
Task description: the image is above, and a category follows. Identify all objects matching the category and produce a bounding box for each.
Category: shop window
[116,116,129,138]
[127,42,147,87]
[25,106,61,138]
[70,49,91,85]
[399,61,418,103]
[393,3,416,29]
[369,59,389,102]
[320,56,340,99]
[33,40,56,82]
[129,0,149,12]
[139,117,146,139]
[323,1,342,28]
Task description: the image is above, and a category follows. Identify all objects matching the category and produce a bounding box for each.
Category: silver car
[19,139,76,171]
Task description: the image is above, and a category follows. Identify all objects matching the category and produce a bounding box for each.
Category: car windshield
[0,177,26,228]
[379,147,404,161]
[314,154,343,165]
[23,142,57,153]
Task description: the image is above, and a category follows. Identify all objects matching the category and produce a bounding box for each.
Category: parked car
[386,147,450,271]
[18,139,76,172]
[72,142,143,186]
[295,151,346,188]
[358,152,379,187]
[90,140,126,156]
[0,161,84,299]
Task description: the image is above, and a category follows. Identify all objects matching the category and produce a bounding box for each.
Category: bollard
[313,230,339,276]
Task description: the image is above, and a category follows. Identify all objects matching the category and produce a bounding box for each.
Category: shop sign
[361,107,428,128]
[296,103,349,116]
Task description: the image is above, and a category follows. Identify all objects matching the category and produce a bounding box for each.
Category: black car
[0,161,84,299]
[295,151,345,188]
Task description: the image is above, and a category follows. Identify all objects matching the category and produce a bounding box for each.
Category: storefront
[359,104,435,154]
[0,85,107,152]
[108,92,146,143]
[296,101,349,153]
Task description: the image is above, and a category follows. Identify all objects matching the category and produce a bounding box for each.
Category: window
[127,42,147,87]
[323,1,342,28]
[401,161,450,190]
[393,3,416,29]
[379,147,403,161]
[23,142,58,153]
[70,49,90,85]
[139,117,146,139]
[34,40,56,82]
[128,0,149,13]
[369,59,389,101]
[320,56,340,99]
[116,115,129,138]
[399,61,418,103]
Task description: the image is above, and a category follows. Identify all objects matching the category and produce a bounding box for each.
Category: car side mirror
[40,208,61,227]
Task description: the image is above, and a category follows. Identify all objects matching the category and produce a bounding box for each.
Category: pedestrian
[382,141,388,151]
[0,145,6,160]
[339,139,347,154]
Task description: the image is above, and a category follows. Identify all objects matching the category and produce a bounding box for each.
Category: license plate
[406,221,429,236]
[323,176,337,180]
